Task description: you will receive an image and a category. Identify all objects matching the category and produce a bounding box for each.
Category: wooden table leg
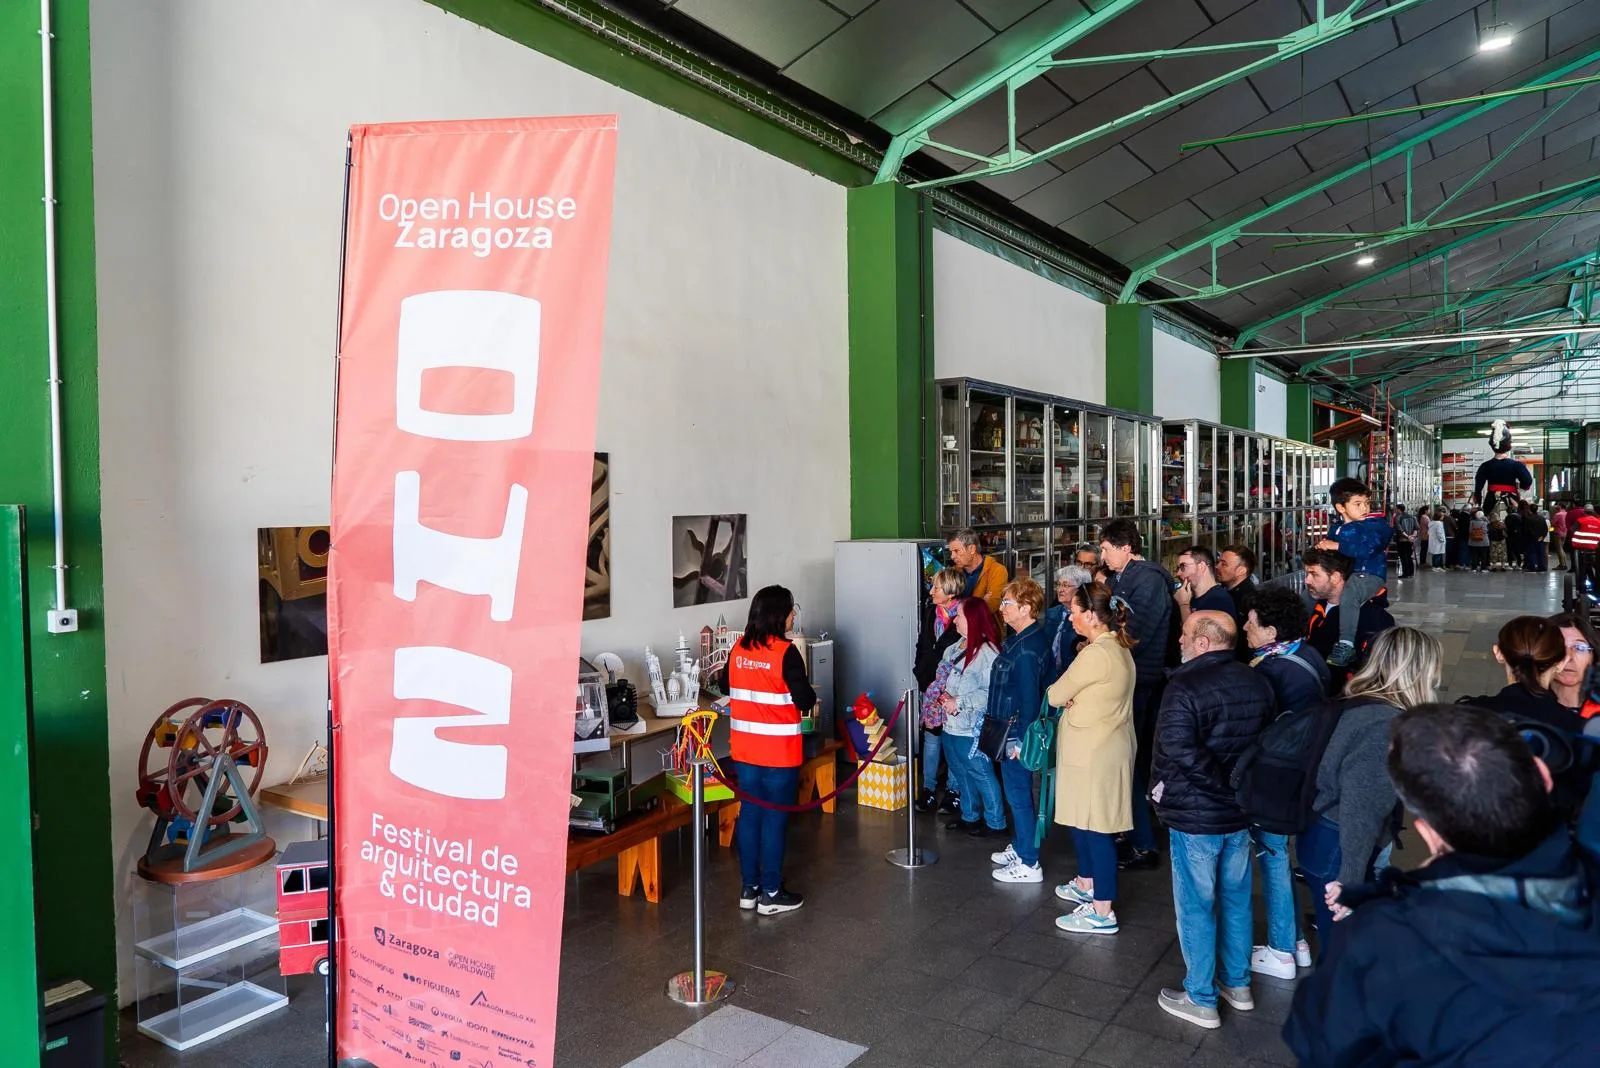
[718,803,739,847]
[816,758,837,814]
[797,764,817,807]
[617,842,639,897]
[616,838,662,902]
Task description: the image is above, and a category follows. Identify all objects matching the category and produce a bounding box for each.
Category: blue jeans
[1526,542,1548,571]
[950,736,1006,829]
[1070,828,1118,903]
[1169,829,1253,1008]
[999,757,1039,866]
[1295,816,1341,960]
[731,761,798,895]
[921,729,943,792]
[1251,828,1299,953]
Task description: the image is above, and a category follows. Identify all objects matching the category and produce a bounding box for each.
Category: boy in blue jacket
[1315,478,1388,667]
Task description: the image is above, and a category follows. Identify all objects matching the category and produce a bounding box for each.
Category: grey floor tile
[1029,970,1134,1021]
[1080,1023,1200,1068]
[966,1034,1082,1066]
[956,954,1054,999]
[914,983,1029,1034]
[675,1005,794,1060]
[997,1002,1106,1059]
[1195,1014,1297,1066]
[741,1025,866,1068]
[621,1038,739,1068]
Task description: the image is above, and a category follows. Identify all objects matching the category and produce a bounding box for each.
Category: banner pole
[887,687,937,869]
[667,756,733,1005]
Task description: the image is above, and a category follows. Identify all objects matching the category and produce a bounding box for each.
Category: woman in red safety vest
[727,585,815,916]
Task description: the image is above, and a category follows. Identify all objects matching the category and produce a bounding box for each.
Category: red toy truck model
[276,839,331,976]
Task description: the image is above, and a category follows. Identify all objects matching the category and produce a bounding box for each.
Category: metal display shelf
[1160,419,1334,579]
[937,378,1160,586]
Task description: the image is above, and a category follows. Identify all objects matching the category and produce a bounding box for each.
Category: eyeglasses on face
[1572,642,1594,655]
[1000,599,1018,608]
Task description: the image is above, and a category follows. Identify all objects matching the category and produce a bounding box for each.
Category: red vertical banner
[329,117,617,1068]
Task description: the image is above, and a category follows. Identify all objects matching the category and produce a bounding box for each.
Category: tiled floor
[118,566,1564,1067]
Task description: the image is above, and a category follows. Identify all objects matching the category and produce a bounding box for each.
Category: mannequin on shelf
[1472,419,1532,514]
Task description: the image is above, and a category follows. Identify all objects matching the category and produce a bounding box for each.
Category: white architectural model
[646,632,702,717]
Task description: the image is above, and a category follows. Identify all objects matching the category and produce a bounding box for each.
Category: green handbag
[1018,696,1059,772]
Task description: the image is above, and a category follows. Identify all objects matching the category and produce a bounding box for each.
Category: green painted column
[0,508,41,1064]
[1105,303,1153,414]
[1220,356,1257,430]
[1287,383,1314,443]
[848,182,933,539]
[0,0,117,1060]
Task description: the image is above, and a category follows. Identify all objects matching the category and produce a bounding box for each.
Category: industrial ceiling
[602,0,1600,420]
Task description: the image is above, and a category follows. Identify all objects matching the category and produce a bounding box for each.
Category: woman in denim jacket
[989,578,1053,883]
[934,597,1006,836]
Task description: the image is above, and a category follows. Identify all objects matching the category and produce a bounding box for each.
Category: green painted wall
[1287,383,1314,443]
[0,508,41,1065]
[1105,304,1153,415]
[1220,356,1257,430]
[847,183,932,539]
[0,0,117,1059]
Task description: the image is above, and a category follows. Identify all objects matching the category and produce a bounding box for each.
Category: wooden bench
[566,796,739,904]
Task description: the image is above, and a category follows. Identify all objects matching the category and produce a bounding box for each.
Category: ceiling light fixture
[1479,24,1514,51]
[1356,253,1376,267]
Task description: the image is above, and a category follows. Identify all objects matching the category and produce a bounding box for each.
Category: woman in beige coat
[1046,581,1136,935]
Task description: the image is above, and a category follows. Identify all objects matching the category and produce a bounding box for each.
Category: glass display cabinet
[937,378,1160,585]
[1161,420,1334,579]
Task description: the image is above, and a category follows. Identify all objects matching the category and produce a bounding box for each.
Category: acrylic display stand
[132,850,287,1051]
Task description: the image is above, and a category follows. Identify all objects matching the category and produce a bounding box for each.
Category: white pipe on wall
[39,0,77,634]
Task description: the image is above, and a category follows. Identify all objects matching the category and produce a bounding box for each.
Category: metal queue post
[886,688,937,869]
[666,751,735,1005]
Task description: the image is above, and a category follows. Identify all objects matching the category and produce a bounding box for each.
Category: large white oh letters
[390,290,541,800]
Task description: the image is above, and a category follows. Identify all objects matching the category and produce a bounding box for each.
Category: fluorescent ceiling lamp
[1479,24,1514,50]
[1355,253,1376,267]
[1508,336,1524,342]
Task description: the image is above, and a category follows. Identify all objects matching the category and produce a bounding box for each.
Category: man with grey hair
[946,527,1008,626]
[1152,610,1277,1030]
[1043,563,1095,679]
[1073,543,1100,570]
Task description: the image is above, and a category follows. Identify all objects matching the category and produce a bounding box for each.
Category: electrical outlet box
[46,609,79,634]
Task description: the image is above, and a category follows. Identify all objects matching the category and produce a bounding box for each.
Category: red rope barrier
[714,697,907,813]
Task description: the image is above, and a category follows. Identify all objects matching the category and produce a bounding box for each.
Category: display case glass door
[1197,427,1216,511]
[1244,435,1261,511]
[1052,407,1082,522]
[1085,414,1110,517]
[1014,526,1051,586]
[1217,430,1234,516]
[1014,399,1048,525]
[938,382,965,531]
[968,389,1009,526]
[1113,417,1139,517]
[1231,433,1249,510]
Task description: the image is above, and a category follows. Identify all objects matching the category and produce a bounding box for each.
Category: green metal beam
[1178,73,1600,153]
[881,0,1437,190]
[1120,47,1600,302]
[1246,177,1600,356]
[873,0,1143,184]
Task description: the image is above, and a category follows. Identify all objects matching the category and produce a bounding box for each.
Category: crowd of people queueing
[899,476,1600,1064]
[1393,497,1600,575]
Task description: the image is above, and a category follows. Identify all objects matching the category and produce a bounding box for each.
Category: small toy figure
[276,839,330,977]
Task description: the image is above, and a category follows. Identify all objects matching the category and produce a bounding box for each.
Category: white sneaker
[1295,939,1313,968]
[990,845,1019,866]
[991,861,1043,883]
[1250,945,1296,980]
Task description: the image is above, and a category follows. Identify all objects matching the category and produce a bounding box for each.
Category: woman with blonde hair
[1047,582,1137,934]
[1298,625,1442,958]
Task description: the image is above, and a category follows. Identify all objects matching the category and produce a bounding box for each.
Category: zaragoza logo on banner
[328,117,617,1068]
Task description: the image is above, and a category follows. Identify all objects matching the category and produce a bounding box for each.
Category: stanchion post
[887,687,937,869]
[666,755,735,1005]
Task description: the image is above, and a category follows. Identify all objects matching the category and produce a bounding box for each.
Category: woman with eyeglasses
[914,568,966,814]
[1547,612,1599,719]
[1046,582,1136,934]
[989,578,1053,884]
[1043,564,1095,681]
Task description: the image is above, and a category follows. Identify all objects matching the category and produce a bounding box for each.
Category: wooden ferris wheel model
[135,698,273,879]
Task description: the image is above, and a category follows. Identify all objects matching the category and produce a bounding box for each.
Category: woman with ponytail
[1458,615,1584,734]
[1045,581,1137,934]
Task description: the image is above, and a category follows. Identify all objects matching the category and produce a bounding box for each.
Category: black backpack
[1231,687,1349,836]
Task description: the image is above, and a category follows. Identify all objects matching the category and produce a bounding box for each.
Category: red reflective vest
[727,638,802,767]
[1572,515,1600,551]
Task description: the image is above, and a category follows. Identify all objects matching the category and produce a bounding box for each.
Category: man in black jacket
[1100,518,1175,870]
[1303,548,1395,688]
[1285,704,1600,1066]
[1152,611,1276,1031]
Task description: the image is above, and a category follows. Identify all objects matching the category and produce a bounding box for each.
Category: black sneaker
[756,888,804,916]
[945,817,978,832]
[940,790,963,814]
[738,885,759,911]
[1117,847,1161,871]
[967,822,1008,838]
[914,789,937,813]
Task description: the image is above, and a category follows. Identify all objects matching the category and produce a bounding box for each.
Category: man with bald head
[1151,610,1278,1031]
